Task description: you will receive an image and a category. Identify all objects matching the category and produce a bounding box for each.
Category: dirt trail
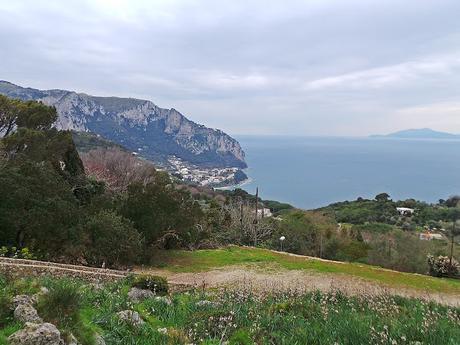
[2,257,459,307]
[141,266,460,307]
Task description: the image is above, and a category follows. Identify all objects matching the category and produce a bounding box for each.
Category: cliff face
[0,81,246,168]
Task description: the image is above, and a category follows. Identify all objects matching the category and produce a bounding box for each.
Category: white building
[397,207,415,216]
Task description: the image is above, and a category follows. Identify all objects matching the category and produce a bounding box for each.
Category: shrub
[132,275,168,296]
[82,210,143,268]
[38,279,82,329]
[427,255,460,278]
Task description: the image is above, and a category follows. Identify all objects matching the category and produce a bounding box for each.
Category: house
[419,232,444,241]
[397,207,415,216]
[256,208,273,218]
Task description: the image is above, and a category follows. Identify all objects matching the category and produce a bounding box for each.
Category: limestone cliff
[0,80,246,168]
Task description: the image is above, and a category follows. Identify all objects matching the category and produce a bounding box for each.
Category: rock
[127,287,154,302]
[8,322,64,345]
[116,310,145,327]
[94,334,106,345]
[0,81,247,170]
[14,304,43,323]
[12,295,37,308]
[154,296,172,305]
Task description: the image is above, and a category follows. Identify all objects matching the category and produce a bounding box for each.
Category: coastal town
[167,156,248,188]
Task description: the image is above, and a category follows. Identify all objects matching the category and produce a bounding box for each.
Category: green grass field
[2,275,460,345]
[151,246,460,294]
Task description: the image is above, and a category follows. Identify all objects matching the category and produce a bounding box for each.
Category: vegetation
[150,246,460,294]
[1,275,459,345]
[0,95,459,281]
[131,275,169,296]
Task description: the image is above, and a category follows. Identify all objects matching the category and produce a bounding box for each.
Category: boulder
[116,310,145,327]
[8,322,64,345]
[12,295,37,309]
[14,304,43,323]
[127,287,154,302]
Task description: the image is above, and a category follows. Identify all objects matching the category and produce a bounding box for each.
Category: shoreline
[214,176,253,191]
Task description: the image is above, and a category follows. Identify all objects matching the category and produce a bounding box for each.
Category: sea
[234,135,460,210]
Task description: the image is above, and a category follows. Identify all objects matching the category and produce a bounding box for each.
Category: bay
[236,135,460,209]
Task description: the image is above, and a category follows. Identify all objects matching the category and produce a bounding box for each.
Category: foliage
[38,279,82,328]
[2,276,460,345]
[121,173,203,248]
[427,255,460,278]
[132,275,169,296]
[81,210,143,267]
[153,247,460,294]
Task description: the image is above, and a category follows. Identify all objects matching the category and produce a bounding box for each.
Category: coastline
[214,175,253,191]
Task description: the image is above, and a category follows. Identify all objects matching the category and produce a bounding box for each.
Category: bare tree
[225,199,273,246]
[81,148,156,192]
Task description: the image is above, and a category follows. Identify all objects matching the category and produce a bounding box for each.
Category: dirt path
[141,266,460,307]
[2,257,459,307]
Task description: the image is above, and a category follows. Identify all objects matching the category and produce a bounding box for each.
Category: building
[397,207,415,216]
[419,232,444,241]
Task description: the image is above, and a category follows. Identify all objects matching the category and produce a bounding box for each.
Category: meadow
[1,271,460,345]
[151,246,460,294]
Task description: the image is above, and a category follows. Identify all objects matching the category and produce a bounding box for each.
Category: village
[166,156,247,188]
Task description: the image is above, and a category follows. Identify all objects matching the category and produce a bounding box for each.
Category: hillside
[2,247,459,344]
[0,80,246,170]
[145,246,460,304]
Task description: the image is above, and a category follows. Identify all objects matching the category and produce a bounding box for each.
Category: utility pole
[450,216,456,266]
[253,187,259,246]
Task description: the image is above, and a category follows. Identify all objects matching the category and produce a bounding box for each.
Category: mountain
[0,80,246,169]
[370,128,460,140]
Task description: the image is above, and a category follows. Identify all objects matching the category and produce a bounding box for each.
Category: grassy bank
[151,246,460,294]
[1,275,460,345]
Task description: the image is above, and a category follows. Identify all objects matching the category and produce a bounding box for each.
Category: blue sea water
[235,135,460,210]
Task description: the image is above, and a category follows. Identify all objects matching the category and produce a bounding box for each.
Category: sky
[1,0,460,136]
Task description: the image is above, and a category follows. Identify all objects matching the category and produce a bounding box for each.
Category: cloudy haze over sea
[1,0,460,136]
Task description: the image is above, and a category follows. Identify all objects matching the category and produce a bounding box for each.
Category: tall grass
[1,275,459,344]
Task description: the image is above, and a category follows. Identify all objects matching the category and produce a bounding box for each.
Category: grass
[1,275,459,345]
[151,246,460,294]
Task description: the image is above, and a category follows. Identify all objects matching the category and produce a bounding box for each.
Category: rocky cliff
[0,81,246,168]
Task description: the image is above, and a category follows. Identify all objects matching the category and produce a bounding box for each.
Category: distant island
[370,128,460,139]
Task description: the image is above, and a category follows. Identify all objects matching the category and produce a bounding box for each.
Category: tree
[121,172,203,247]
[82,210,143,267]
[375,193,390,202]
[0,96,57,137]
[0,160,79,252]
[445,195,460,208]
[81,148,156,192]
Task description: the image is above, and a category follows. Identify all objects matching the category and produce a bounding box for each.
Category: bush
[427,255,460,278]
[82,210,143,268]
[132,275,168,296]
[38,279,82,329]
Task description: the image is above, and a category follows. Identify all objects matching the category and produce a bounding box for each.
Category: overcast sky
[1,0,460,136]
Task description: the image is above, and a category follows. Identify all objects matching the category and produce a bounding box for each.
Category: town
[167,156,248,188]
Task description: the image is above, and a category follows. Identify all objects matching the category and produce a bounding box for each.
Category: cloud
[305,55,460,90]
[1,0,460,135]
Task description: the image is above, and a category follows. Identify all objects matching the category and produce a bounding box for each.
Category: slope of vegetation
[1,275,459,345]
[152,246,460,294]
